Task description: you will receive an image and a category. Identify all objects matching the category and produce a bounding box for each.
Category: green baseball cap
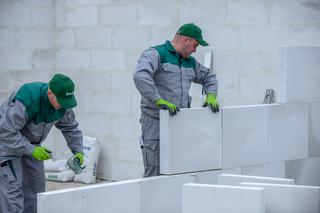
[49,73,77,109]
[177,23,209,46]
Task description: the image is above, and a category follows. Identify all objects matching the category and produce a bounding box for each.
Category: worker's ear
[47,88,52,96]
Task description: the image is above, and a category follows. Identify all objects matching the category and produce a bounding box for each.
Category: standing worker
[133,23,219,177]
[0,73,84,213]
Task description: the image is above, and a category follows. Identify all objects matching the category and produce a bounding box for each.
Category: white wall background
[0,0,319,180]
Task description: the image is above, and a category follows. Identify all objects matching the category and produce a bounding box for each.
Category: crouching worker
[0,73,84,213]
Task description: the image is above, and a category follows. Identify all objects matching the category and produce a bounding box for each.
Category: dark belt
[0,160,16,179]
[0,161,8,167]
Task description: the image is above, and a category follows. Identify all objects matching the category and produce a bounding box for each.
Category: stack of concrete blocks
[182,174,320,213]
[280,47,320,186]
[181,174,320,213]
[38,174,219,213]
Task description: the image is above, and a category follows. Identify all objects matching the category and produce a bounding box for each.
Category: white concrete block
[309,103,320,157]
[214,50,260,74]
[32,50,54,70]
[91,49,127,70]
[223,105,267,169]
[141,175,194,213]
[205,27,241,50]
[280,47,320,103]
[20,0,52,7]
[287,25,320,46]
[64,6,97,27]
[271,0,320,25]
[72,91,91,115]
[77,113,112,136]
[193,168,241,184]
[75,70,112,93]
[56,0,111,6]
[56,49,90,70]
[286,157,320,186]
[76,28,111,48]
[37,188,82,213]
[116,141,142,162]
[0,28,8,47]
[0,49,32,70]
[267,103,308,162]
[239,72,278,103]
[137,4,175,26]
[0,3,30,27]
[150,27,176,46]
[258,51,281,74]
[82,181,141,213]
[90,93,130,115]
[99,5,136,26]
[31,7,54,27]
[111,116,140,139]
[218,174,294,186]
[112,71,136,93]
[183,183,265,213]
[0,72,12,92]
[38,180,142,213]
[98,159,143,181]
[55,29,75,48]
[12,28,54,48]
[179,3,221,27]
[226,1,268,25]
[242,162,286,178]
[239,182,320,213]
[216,73,240,103]
[9,70,51,89]
[241,27,288,50]
[55,5,66,28]
[160,108,222,174]
[112,28,149,49]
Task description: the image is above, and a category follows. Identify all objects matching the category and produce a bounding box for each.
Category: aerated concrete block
[160,108,222,174]
[141,175,194,213]
[267,103,308,162]
[38,180,142,213]
[193,168,241,184]
[280,47,320,103]
[240,182,320,213]
[82,181,141,213]
[222,105,267,169]
[217,174,294,186]
[309,102,320,157]
[242,162,286,178]
[183,183,265,213]
[38,188,82,213]
[286,157,320,186]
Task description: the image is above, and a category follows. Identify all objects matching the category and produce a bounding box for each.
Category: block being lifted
[160,108,222,174]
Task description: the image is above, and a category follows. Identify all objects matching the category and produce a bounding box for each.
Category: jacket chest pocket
[184,68,195,82]
[22,122,53,143]
[156,63,181,84]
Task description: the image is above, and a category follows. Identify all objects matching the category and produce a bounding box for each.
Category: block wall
[1,0,319,180]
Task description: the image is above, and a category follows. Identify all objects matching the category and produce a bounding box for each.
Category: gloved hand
[74,152,84,166]
[155,98,180,116]
[202,93,219,113]
[32,146,52,160]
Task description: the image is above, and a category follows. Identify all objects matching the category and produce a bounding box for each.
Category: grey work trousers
[0,155,45,213]
[140,112,160,177]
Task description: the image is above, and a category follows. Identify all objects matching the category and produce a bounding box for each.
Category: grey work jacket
[133,41,218,118]
[0,87,83,163]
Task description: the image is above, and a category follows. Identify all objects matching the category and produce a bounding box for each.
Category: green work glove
[155,98,180,116]
[74,152,84,166]
[31,146,52,161]
[202,93,219,113]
